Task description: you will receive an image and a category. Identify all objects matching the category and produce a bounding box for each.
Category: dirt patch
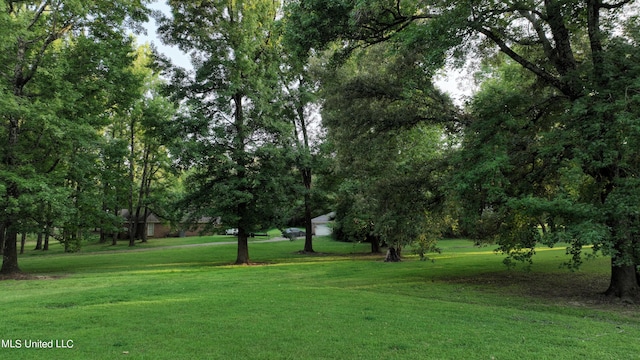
[292,250,381,258]
[443,271,640,310]
[294,251,333,256]
[0,273,65,281]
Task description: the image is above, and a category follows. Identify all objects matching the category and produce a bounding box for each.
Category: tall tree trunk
[128,113,136,247]
[233,92,251,265]
[63,229,70,253]
[369,234,381,253]
[1,229,20,274]
[128,211,136,247]
[134,206,144,241]
[141,206,149,243]
[292,90,315,254]
[302,168,314,253]
[20,232,26,254]
[43,224,50,251]
[135,144,151,242]
[584,1,636,300]
[1,14,68,274]
[0,223,5,256]
[99,198,108,243]
[112,205,119,246]
[34,231,43,250]
[141,165,157,243]
[3,114,21,272]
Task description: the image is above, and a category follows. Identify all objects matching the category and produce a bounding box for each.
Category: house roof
[119,209,161,223]
[311,212,335,224]
[119,209,218,225]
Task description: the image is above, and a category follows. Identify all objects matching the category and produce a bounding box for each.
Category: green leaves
[161,0,298,261]
[0,1,152,267]
[320,41,453,250]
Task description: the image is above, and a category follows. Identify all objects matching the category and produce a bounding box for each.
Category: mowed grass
[18,228,284,257]
[2,238,640,359]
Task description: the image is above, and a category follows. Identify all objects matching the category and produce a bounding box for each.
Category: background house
[120,209,219,239]
[311,212,335,236]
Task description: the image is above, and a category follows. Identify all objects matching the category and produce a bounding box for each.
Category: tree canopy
[2,0,640,303]
[158,0,297,264]
[317,41,454,258]
[286,0,640,299]
[0,0,174,272]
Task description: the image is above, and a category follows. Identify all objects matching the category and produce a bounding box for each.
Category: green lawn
[1,238,639,359]
[18,228,285,257]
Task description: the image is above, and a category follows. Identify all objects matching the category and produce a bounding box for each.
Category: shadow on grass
[0,273,66,281]
[440,270,639,310]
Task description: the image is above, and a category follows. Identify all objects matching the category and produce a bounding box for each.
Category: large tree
[287,0,640,298]
[278,63,322,253]
[0,0,150,273]
[158,0,296,264]
[319,43,453,259]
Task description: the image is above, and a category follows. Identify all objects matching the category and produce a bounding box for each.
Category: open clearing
[1,237,639,359]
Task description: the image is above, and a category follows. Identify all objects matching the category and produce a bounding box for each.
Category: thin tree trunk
[233,92,250,265]
[293,90,315,254]
[43,225,50,251]
[128,113,136,247]
[141,165,157,243]
[135,144,151,242]
[134,206,143,241]
[369,234,381,253]
[141,206,149,243]
[99,198,108,243]
[34,231,43,250]
[20,232,26,254]
[63,229,70,253]
[0,223,5,256]
[302,168,314,253]
[112,205,119,246]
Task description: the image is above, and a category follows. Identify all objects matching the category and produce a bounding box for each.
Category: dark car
[282,228,305,239]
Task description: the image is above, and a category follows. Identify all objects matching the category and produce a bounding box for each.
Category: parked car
[225,228,238,236]
[282,228,305,239]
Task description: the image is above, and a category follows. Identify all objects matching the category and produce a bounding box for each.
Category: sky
[135,1,192,70]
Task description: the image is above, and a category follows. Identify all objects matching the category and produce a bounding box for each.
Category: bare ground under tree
[443,271,640,310]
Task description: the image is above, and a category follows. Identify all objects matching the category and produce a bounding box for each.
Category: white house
[311,212,335,236]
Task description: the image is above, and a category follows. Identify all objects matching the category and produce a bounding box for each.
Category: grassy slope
[1,238,639,359]
[18,229,284,257]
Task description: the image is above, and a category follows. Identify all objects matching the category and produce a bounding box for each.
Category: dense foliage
[158,0,298,264]
[3,0,640,303]
[286,0,640,298]
[318,43,454,258]
[0,1,176,272]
